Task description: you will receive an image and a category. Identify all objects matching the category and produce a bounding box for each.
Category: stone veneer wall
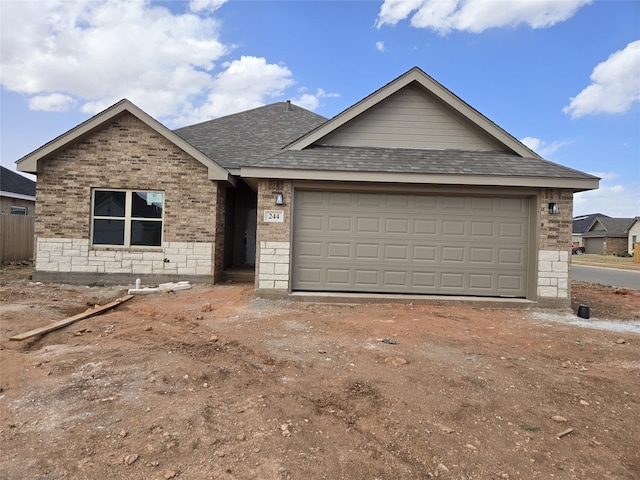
[255,179,292,292]
[33,112,222,284]
[537,188,573,305]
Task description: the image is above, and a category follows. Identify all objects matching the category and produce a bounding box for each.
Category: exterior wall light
[275,193,284,206]
[548,202,560,214]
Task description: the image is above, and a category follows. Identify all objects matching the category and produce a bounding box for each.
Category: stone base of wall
[537,249,570,301]
[257,241,290,290]
[31,271,214,286]
[35,237,214,279]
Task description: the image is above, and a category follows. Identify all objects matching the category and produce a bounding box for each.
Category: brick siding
[33,112,222,283]
[255,179,292,292]
[537,189,573,304]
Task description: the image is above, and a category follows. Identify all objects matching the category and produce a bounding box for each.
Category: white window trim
[91,189,164,248]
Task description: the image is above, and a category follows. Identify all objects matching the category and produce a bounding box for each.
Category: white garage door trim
[292,190,529,297]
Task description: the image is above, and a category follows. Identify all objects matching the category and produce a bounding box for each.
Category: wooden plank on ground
[9,295,134,341]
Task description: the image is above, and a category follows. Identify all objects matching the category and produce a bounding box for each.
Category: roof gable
[16,99,231,182]
[1,166,36,198]
[585,216,634,236]
[286,67,540,158]
[572,213,609,234]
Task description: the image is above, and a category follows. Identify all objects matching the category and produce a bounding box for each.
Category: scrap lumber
[9,295,134,341]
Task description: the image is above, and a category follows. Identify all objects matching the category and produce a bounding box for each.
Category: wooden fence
[1,214,35,263]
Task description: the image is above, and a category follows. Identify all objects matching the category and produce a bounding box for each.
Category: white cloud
[172,56,296,125]
[520,136,571,158]
[189,0,227,13]
[375,0,591,34]
[376,41,386,52]
[0,1,334,127]
[574,180,640,218]
[291,88,340,111]
[28,93,76,112]
[563,40,640,118]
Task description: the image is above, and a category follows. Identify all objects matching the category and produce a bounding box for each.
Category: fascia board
[240,167,600,192]
[16,99,230,182]
[286,67,540,159]
[0,191,36,201]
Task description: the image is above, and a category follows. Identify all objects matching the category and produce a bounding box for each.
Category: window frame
[10,206,27,215]
[91,189,164,248]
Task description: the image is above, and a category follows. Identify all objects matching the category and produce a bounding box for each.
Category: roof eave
[240,166,599,191]
[16,99,231,182]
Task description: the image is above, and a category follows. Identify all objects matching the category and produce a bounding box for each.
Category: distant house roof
[624,217,640,233]
[582,216,634,238]
[573,213,610,235]
[1,166,36,199]
[173,102,327,172]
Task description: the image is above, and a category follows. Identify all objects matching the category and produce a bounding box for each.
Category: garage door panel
[414,245,437,261]
[355,270,378,285]
[293,191,529,297]
[385,244,408,260]
[386,218,409,233]
[441,273,465,288]
[471,221,494,236]
[469,274,493,289]
[299,214,323,231]
[470,247,493,263]
[328,216,352,232]
[327,242,350,258]
[443,220,466,235]
[327,269,350,285]
[297,241,323,257]
[357,218,380,233]
[442,246,465,262]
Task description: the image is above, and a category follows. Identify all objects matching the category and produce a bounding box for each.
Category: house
[1,166,36,215]
[626,217,640,255]
[16,67,599,306]
[581,216,634,255]
[572,213,609,246]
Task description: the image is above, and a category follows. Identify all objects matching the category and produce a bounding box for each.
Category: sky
[1,0,639,218]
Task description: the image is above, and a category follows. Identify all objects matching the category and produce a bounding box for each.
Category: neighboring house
[16,67,599,306]
[1,166,36,215]
[572,213,609,246]
[581,217,634,255]
[624,217,640,255]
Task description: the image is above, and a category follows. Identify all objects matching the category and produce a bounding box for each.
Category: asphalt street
[572,265,640,290]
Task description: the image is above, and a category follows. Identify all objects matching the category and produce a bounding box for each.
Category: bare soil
[1,264,639,480]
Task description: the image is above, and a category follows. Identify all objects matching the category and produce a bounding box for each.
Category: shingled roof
[583,217,635,238]
[1,166,35,197]
[174,102,327,171]
[242,145,599,190]
[573,213,610,234]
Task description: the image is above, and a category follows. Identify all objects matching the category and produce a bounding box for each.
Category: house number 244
[264,210,284,222]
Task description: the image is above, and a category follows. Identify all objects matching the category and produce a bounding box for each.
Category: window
[10,206,27,215]
[92,190,164,247]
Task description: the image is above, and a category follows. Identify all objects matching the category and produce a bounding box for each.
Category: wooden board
[9,295,134,341]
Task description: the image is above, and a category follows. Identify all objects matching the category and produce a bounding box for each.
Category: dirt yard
[1,264,639,480]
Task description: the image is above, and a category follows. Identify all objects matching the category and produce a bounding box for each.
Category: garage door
[292,191,529,297]
[584,237,604,254]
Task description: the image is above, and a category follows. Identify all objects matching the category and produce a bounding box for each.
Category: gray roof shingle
[583,217,635,238]
[249,145,598,180]
[1,166,36,197]
[173,102,327,170]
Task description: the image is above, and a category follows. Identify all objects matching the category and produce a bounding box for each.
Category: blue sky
[1,0,639,217]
